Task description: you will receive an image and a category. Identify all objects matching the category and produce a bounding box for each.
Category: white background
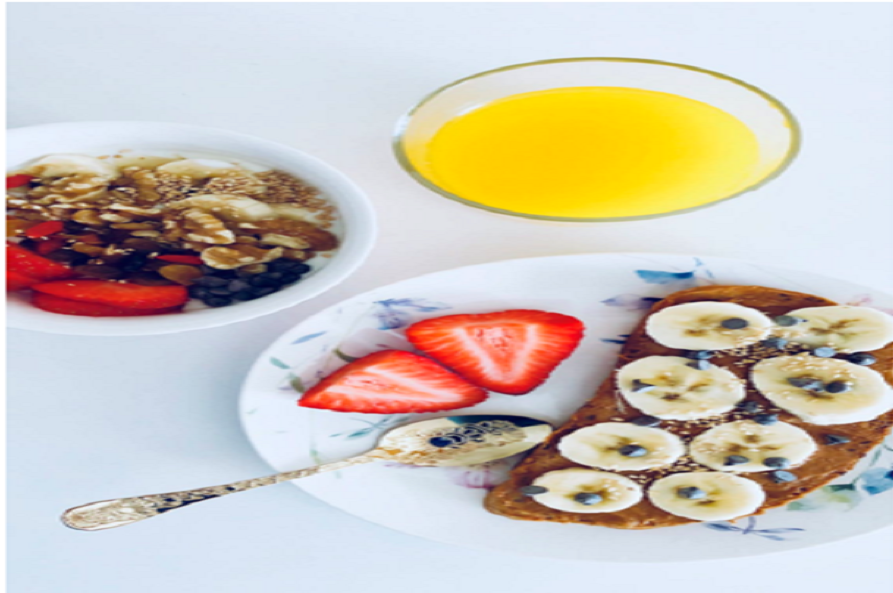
[7,3,893,592]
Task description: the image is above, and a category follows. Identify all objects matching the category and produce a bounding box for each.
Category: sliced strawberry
[298,350,488,414]
[406,310,585,395]
[35,236,67,255]
[7,270,40,291]
[6,242,74,281]
[32,280,189,309]
[156,254,204,265]
[24,220,65,239]
[6,174,33,189]
[32,292,182,317]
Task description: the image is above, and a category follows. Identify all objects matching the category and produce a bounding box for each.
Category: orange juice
[407,87,763,219]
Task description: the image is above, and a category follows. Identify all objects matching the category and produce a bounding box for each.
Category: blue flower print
[704,517,804,541]
[372,298,451,330]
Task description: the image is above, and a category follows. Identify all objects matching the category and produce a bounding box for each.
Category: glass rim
[392,56,802,223]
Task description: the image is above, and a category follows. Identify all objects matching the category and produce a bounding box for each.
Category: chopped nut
[72,209,104,226]
[71,243,106,256]
[131,230,161,237]
[282,249,308,261]
[158,264,203,285]
[258,233,310,249]
[110,222,157,230]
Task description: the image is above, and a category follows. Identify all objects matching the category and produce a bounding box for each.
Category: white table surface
[8,3,893,592]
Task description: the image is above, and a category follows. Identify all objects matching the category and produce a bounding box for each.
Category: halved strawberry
[298,350,488,414]
[32,280,189,309]
[7,270,40,291]
[406,310,585,395]
[32,292,182,317]
[6,174,33,189]
[6,242,74,281]
[35,236,67,256]
[155,254,204,265]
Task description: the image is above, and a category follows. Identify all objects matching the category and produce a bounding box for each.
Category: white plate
[240,253,893,562]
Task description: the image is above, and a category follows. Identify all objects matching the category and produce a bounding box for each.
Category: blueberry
[753,413,779,426]
[848,353,877,366]
[736,400,760,414]
[676,486,707,500]
[573,492,603,505]
[686,350,715,360]
[721,318,749,330]
[824,381,851,394]
[787,377,824,391]
[45,250,90,266]
[269,260,310,274]
[118,253,149,272]
[630,415,661,427]
[761,336,788,349]
[763,457,790,469]
[619,444,648,457]
[770,470,797,483]
[823,434,851,445]
[195,276,229,287]
[251,286,277,298]
[249,274,282,288]
[813,347,837,358]
[631,380,655,393]
[232,290,258,301]
[208,287,232,296]
[279,272,302,285]
[519,485,548,496]
[227,279,251,293]
[202,296,233,307]
[775,315,804,327]
[188,286,210,299]
[428,437,454,448]
[687,360,712,371]
[63,221,88,234]
[724,455,750,466]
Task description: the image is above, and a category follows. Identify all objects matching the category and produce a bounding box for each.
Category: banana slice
[29,154,117,180]
[646,302,773,350]
[751,355,893,425]
[528,469,643,513]
[616,356,746,420]
[689,420,817,472]
[156,159,241,179]
[559,423,685,471]
[648,472,766,521]
[775,306,893,353]
[169,194,274,221]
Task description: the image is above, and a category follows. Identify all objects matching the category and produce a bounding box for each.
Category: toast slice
[485,285,893,529]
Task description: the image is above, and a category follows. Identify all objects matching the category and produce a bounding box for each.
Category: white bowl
[6,121,377,336]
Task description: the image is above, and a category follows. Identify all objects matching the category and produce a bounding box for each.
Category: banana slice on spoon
[616,356,746,420]
[689,420,817,472]
[646,302,773,350]
[751,355,893,425]
[526,468,643,513]
[775,306,893,353]
[559,423,685,471]
[648,472,766,521]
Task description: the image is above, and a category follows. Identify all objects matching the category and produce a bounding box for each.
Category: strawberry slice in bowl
[32,292,183,317]
[298,350,488,414]
[32,280,189,310]
[406,310,585,395]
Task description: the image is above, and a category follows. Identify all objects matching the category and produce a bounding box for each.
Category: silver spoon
[61,414,552,531]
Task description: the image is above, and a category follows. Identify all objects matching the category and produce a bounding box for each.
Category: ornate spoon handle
[61,454,379,531]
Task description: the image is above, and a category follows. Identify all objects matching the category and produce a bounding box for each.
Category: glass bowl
[393,57,800,222]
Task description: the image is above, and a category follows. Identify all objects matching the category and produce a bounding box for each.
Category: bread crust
[484,285,893,529]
